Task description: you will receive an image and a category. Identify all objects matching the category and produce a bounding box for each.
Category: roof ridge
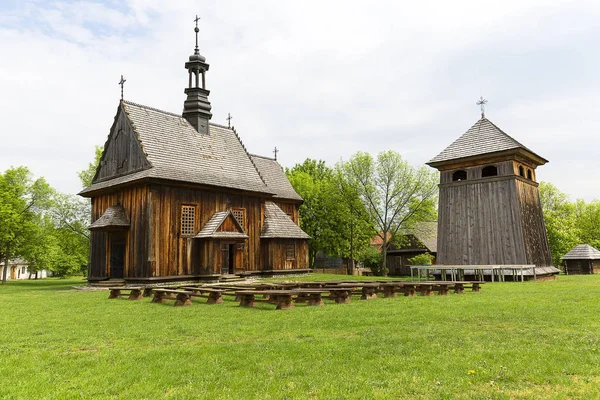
[209,122,234,130]
[249,153,277,161]
[123,100,183,118]
[231,127,268,187]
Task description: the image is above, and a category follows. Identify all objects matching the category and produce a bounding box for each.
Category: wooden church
[79,23,309,283]
[427,103,560,278]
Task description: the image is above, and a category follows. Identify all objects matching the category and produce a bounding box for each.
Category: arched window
[482,165,498,178]
[518,165,525,177]
[527,169,533,180]
[452,170,467,181]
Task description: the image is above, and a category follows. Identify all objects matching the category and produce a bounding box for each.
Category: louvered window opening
[286,244,296,260]
[232,208,245,226]
[181,205,196,236]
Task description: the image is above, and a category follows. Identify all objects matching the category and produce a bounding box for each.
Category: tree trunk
[347,220,354,276]
[381,232,388,277]
[2,244,9,285]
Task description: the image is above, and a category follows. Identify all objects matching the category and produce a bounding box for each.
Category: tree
[574,199,600,251]
[340,150,438,275]
[538,182,578,267]
[0,167,53,284]
[287,159,372,270]
[77,145,103,188]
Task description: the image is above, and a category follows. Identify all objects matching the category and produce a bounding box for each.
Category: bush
[359,247,386,276]
[407,253,434,265]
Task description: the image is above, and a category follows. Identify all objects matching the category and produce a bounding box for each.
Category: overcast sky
[1,0,599,201]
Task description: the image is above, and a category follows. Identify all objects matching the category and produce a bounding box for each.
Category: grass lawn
[1,275,600,399]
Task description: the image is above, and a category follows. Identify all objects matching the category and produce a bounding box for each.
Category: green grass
[1,275,600,399]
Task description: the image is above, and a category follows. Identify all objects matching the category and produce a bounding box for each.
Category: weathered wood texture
[261,239,309,270]
[273,201,300,224]
[90,185,150,279]
[94,107,150,183]
[564,259,600,274]
[436,177,552,266]
[149,184,264,276]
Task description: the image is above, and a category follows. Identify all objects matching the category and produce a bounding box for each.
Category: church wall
[515,180,553,267]
[437,178,528,265]
[149,184,264,277]
[273,201,300,225]
[89,185,150,279]
[262,239,309,270]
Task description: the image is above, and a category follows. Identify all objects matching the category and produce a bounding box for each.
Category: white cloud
[0,0,599,201]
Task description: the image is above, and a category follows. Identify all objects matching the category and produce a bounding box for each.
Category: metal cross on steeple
[476,96,488,118]
[118,75,126,100]
[193,15,200,54]
[273,146,279,161]
[226,113,233,128]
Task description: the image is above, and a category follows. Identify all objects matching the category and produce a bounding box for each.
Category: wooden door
[109,233,126,279]
[221,245,230,275]
[10,267,16,280]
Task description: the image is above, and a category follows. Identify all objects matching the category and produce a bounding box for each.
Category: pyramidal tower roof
[427,117,548,167]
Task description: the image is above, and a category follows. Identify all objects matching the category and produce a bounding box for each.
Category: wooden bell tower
[427,107,553,267]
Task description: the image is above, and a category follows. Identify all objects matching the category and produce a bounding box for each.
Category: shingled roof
[261,202,310,239]
[250,155,303,201]
[405,222,438,253]
[80,101,274,196]
[562,244,600,260]
[89,205,130,230]
[427,117,548,166]
[196,210,248,239]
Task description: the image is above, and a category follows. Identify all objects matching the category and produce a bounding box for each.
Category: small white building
[0,259,52,280]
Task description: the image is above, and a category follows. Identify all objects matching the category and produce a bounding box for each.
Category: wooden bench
[453,281,485,294]
[378,282,405,298]
[235,290,295,310]
[179,287,225,304]
[291,289,329,306]
[107,287,143,300]
[151,289,193,306]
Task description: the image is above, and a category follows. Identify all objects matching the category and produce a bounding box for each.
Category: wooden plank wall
[274,201,300,225]
[89,186,149,279]
[437,178,528,265]
[262,239,309,270]
[515,180,553,266]
[95,108,150,182]
[149,185,264,276]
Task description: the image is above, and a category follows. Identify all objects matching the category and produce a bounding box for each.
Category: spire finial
[118,75,126,100]
[273,146,279,161]
[193,15,200,55]
[226,113,233,128]
[476,96,488,118]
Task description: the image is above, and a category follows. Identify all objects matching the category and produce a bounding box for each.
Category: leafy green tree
[340,150,438,275]
[0,167,53,284]
[287,159,372,270]
[574,199,600,251]
[407,253,434,266]
[538,182,578,267]
[77,145,103,188]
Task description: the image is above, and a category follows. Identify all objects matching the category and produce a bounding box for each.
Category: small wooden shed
[562,244,600,274]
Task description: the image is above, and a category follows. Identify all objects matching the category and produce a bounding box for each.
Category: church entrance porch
[221,243,236,275]
[109,232,127,279]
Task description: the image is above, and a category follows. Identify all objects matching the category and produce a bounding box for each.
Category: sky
[1,0,599,201]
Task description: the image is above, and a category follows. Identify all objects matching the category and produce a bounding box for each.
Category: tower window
[452,170,467,181]
[181,205,196,236]
[482,165,498,178]
[527,169,533,180]
[286,244,296,261]
[518,165,525,177]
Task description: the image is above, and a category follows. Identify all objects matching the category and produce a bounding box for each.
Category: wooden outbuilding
[562,244,600,274]
[386,222,437,276]
[426,111,559,278]
[79,26,309,284]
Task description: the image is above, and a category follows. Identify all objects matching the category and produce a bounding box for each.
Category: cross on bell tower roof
[476,96,488,118]
[182,15,212,134]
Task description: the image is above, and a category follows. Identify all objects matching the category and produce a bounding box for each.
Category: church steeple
[182,16,212,134]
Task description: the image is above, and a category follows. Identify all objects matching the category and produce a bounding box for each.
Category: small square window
[286,244,296,261]
[232,208,245,227]
[181,205,196,236]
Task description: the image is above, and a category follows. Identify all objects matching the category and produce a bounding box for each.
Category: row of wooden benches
[107,280,483,309]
